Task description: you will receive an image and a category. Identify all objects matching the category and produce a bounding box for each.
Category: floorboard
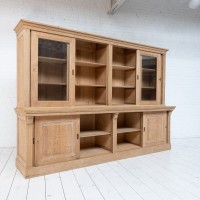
[0,138,200,200]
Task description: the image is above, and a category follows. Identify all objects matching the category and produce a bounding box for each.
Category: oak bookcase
[15,20,175,178]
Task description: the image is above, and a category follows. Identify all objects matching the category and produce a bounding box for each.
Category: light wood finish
[117,143,141,151]
[80,130,111,138]
[137,51,162,105]
[15,20,175,178]
[143,112,167,147]
[17,29,31,108]
[38,56,67,64]
[35,116,79,166]
[31,31,75,107]
[117,127,141,134]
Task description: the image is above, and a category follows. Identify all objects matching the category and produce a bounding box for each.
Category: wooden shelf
[117,143,141,151]
[38,56,67,64]
[80,147,110,158]
[142,68,156,72]
[80,130,111,138]
[113,65,135,70]
[76,84,106,88]
[38,82,66,86]
[76,60,106,68]
[112,85,135,89]
[142,87,156,90]
[117,127,141,134]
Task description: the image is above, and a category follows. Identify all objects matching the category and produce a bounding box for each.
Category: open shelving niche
[75,40,107,106]
[112,46,136,105]
[80,114,113,158]
[117,112,142,151]
[38,38,68,101]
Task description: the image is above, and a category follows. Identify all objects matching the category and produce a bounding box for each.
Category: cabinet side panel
[17,116,27,163]
[17,29,31,107]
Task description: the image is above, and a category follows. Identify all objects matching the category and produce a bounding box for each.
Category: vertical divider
[141,112,144,147]
[70,38,76,106]
[112,113,118,153]
[136,50,141,105]
[107,44,113,105]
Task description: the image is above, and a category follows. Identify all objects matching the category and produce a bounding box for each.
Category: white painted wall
[0,0,200,147]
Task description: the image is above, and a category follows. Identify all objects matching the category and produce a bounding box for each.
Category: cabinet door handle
[143,127,145,132]
[137,75,139,80]
[77,134,79,140]
[72,69,75,75]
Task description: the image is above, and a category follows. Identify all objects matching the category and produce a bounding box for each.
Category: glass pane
[38,39,68,101]
[141,56,157,100]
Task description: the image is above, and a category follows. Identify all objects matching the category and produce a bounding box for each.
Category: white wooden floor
[1,138,200,200]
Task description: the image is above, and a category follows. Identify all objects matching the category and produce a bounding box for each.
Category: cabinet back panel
[80,137,95,148]
[112,88,125,104]
[75,87,96,105]
[124,89,136,104]
[76,40,107,64]
[80,115,95,131]
[124,70,135,86]
[112,70,125,86]
[38,85,66,101]
[75,87,106,105]
[38,63,66,84]
[75,67,96,85]
[125,51,136,67]
[118,113,141,128]
[113,47,125,66]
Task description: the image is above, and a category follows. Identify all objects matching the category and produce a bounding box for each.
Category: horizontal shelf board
[76,60,106,68]
[117,142,141,151]
[142,87,156,90]
[38,56,67,64]
[80,147,110,158]
[80,130,111,138]
[113,65,135,70]
[112,85,135,89]
[38,82,67,86]
[142,68,156,72]
[117,127,141,134]
[76,84,106,88]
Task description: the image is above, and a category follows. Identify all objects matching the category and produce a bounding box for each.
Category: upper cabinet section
[136,51,162,105]
[15,20,167,108]
[31,31,75,107]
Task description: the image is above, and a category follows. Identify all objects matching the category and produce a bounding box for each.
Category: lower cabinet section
[143,112,167,147]
[35,116,80,166]
[16,110,172,177]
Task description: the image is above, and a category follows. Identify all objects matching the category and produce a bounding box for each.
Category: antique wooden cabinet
[15,20,175,178]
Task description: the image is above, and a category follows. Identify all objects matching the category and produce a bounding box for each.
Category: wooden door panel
[31,31,75,107]
[136,51,162,105]
[35,116,79,166]
[143,112,167,147]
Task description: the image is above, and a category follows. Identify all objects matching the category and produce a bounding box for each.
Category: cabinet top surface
[15,105,175,116]
[14,19,168,54]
